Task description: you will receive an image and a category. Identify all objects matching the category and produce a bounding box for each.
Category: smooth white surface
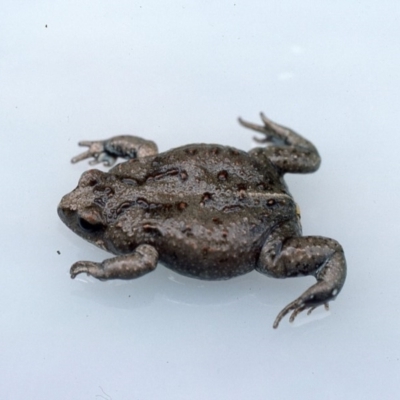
[1,1,400,399]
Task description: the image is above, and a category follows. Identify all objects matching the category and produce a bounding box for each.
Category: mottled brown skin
[58,113,347,328]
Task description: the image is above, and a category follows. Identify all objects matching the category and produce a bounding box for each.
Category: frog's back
[110,144,294,280]
[113,143,288,194]
[166,144,285,189]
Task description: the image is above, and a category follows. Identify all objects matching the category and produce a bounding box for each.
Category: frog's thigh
[257,235,343,279]
[70,244,159,280]
[256,229,347,328]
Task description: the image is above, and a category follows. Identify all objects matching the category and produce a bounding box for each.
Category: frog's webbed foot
[238,112,321,174]
[270,243,346,329]
[238,112,289,145]
[256,223,346,328]
[71,136,158,167]
[273,284,332,329]
[270,240,346,328]
[70,244,159,280]
[72,140,117,167]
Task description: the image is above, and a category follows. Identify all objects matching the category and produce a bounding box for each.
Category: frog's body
[58,113,346,328]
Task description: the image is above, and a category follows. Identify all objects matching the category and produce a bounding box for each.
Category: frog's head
[58,169,116,252]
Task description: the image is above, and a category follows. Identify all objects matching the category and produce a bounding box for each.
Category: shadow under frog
[58,113,346,328]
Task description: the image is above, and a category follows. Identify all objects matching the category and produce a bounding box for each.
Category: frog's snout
[58,201,103,231]
[57,198,71,225]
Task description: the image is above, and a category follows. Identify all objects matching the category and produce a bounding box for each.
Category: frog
[57,113,346,328]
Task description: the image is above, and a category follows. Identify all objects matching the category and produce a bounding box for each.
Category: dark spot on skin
[104,187,113,196]
[181,226,193,236]
[94,197,106,207]
[212,217,222,224]
[186,148,198,156]
[122,178,138,186]
[104,208,117,221]
[201,192,213,202]
[218,170,228,181]
[94,185,114,197]
[177,202,188,211]
[152,169,179,181]
[211,147,220,155]
[145,168,180,183]
[117,202,132,214]
[237,183,247,191]
[223,205,243,213]
[83,178,98,187]
[142,224,162,237]
[93,186,115,207]
[229,149,240,156]
[136,198,149,208]
[164,204,174,212]
[267,199,276,206]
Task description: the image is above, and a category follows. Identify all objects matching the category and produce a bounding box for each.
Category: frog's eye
[78,217,104,233]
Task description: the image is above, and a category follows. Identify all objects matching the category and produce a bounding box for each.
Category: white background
[1,1,399,399]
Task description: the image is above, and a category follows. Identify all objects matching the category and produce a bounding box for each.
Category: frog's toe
[71,150,93,164]
[273,285,333,329]
[70,261,101,279]
[273,299,304,329]
[287,302,329,322]
[71,140,106,164]
[288,303,308,323]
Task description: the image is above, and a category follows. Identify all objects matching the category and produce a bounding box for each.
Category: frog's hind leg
[71,135,158,167]
[256,222,347,328]
[238,113,321,174]
[70,244,159,280]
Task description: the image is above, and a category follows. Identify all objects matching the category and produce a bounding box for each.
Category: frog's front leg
[71,135,158,167]
[70,244,159,280]
[239,113,321,174]
[257,222,347,328]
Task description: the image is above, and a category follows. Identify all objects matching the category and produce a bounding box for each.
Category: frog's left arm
[70,244,159,280]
